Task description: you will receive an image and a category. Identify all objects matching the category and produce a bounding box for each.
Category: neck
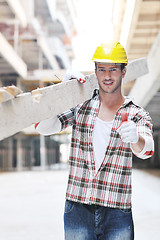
[99,89,125,109]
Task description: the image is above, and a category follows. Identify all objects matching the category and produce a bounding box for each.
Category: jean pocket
[119,208,132,214]
[64,200,75,214]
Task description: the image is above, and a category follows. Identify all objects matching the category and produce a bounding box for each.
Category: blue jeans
[64,200,134,240]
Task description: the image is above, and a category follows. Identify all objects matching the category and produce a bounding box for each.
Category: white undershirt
[93,117,113,172]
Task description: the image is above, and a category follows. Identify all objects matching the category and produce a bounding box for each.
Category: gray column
[40,134,46,170]
[8,138,13,171]
[17,135,23,171]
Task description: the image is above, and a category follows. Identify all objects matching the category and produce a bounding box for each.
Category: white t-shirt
[93,117,113,172]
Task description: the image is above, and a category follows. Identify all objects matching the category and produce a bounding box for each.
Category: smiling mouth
[103,80,113,86]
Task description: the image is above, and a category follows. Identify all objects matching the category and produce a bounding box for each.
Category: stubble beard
[98,76,122,94]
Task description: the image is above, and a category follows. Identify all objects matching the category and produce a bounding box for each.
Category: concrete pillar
[0,33,27,78]
[38,50,43,70]
[14,21,19,53]
[17,135,23,171]
[40,135,46,170]
[55,143,60,164]
[0,78,3,87]
[8,138,13,171]
[29,138,34,169]
[21,0,35,21]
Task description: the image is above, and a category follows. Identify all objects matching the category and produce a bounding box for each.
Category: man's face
[95,63,126,94]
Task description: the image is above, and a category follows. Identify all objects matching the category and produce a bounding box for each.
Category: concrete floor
[0,168,160,240]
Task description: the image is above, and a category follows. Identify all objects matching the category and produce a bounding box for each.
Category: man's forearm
[131,135,154,159]
[131,135,145,153]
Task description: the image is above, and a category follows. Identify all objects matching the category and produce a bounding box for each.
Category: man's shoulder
[74,89,99,115]
[123,97,152,122]
[77,89,99,107]
[123,96,144,110]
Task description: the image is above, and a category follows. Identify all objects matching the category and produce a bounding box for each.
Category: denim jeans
[64,200,134,240]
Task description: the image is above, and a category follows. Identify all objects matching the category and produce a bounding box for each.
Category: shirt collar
[92,89,133,106]
[122,96,134,107]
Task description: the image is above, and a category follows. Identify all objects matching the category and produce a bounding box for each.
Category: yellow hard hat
[92,41,128,65]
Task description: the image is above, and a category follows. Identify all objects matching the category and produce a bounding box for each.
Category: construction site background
[0,0,160,239]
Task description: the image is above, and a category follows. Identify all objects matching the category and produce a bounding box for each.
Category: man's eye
[110,68,117,72]
[99,69,105,72]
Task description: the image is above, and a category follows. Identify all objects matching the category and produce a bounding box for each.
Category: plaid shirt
[58,89,153,209]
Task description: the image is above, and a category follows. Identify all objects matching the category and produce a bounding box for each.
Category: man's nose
[104,70,111,78]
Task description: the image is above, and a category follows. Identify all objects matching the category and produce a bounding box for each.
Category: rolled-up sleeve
[57,107,75,131]
[131,109,154,159]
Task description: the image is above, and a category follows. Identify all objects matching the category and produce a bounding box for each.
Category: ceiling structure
[0,0,160,132]
[113,0,160,130]
[0,0,76,91]
[113,0,160,60]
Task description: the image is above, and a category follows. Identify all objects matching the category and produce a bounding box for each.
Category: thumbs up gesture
[117,111,139,144]
[121,111,128,122]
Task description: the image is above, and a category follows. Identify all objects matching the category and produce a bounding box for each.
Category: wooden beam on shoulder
[0,58,148,140]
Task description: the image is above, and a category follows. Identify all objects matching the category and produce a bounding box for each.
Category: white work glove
[63,70,86,84]
[117,121,139,144]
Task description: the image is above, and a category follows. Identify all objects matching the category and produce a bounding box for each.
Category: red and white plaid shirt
[58,89,154,209]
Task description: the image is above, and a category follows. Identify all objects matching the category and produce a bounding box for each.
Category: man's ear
[122,67,126,78]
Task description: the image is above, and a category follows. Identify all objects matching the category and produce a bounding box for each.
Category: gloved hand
[117,120,139,144]
[63,70,86,84]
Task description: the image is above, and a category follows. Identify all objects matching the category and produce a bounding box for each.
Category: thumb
[116,111,128,131]
[121,111,128,122]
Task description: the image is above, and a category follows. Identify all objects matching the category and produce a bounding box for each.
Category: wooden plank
[137,21,160,28]
[139,13,160,21]
[141,1,160,13]
[0,58,148,140]
[131,36,156,44]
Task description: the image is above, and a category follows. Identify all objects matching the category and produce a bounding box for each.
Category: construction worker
[35,41,154,240]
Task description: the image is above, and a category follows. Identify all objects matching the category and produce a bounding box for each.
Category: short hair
[120,63,125,71]
[95,62,126,71]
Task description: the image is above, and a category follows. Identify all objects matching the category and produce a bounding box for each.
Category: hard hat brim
[92,58,128,66]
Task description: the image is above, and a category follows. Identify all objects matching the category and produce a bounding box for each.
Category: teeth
[104,81,113,85]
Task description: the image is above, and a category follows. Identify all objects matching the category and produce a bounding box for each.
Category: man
[35,41,154,239]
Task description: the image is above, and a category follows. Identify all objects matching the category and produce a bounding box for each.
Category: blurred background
[0,1,160,239]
